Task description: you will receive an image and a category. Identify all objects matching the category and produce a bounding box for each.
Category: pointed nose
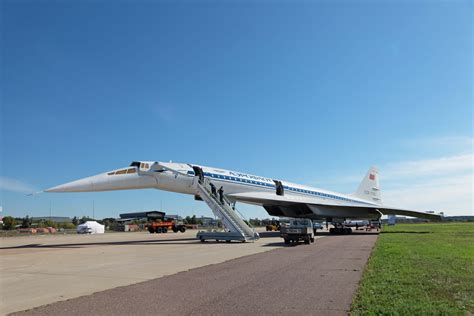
[45,168,159,193]
[45,176,96,192]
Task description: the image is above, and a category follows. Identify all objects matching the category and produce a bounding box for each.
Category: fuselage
[46,161,380,220]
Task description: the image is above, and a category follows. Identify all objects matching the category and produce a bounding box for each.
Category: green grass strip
[351,223,474,315]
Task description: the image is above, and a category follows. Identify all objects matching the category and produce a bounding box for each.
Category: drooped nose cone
[45,170,158,193]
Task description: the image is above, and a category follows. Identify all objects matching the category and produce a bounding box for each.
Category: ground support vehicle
[266,220,281,231]
[147,220,186,234]
[280,218,315,245]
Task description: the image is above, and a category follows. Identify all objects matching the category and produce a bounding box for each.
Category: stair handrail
[232,206,258,239]
[205,178,257,240]
[197,178,245,236]
[197,177,257,240]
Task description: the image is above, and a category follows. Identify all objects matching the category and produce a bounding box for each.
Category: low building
[118,211,165,222]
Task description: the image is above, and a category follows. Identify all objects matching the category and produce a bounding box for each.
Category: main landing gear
[329,222,352,235]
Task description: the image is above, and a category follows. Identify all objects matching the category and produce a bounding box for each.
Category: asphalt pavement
[13,231,378,316]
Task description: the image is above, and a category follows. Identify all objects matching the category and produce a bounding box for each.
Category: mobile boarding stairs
[194,176,260,243]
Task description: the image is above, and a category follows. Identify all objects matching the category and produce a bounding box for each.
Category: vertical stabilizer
[354,167,381,204]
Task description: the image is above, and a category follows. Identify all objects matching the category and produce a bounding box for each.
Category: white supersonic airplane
[45,161,442,229]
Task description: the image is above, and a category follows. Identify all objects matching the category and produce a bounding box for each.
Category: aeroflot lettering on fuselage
[228,171,273,183]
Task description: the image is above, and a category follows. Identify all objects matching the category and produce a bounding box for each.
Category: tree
[79,216,94,224]
[72,216,78,226]
[184,216,191,224]
[21,216,32,229]
[190,215,197,225]
[59,222,75,229]
[43,220,57,228]
[3,216,17,230]
[101,218,116,228]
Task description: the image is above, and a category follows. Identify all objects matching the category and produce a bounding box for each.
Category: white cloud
[308,144,473,216]
[383,174,473,216]
[381,154,473,215]
[384,154,473,179]
[0,177,37,194]
[402,136,473,153]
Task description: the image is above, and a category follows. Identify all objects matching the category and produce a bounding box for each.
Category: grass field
[351,223,474,315]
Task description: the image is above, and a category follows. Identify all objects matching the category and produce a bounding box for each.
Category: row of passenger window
[206,172,354,203]
[107,168,137,175]
[206,173,273,187]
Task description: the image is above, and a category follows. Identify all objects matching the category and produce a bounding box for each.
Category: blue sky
[1,0,472,219]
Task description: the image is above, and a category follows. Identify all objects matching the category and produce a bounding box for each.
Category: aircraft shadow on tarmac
[259,231,380,238]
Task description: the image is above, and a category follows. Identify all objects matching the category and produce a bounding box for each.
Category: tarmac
[1,229,378,315]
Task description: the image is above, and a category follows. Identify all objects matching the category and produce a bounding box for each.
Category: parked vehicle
[147,220,186,233]
[280,218,315,245]
[265,220,280,231]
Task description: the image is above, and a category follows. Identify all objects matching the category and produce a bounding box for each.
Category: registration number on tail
[286,229,302,233]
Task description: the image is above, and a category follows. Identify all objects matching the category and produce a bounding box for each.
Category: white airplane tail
[353,166,382,204]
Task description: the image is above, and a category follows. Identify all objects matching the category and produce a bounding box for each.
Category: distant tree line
[1,214,280,231]
[184,215,201,225]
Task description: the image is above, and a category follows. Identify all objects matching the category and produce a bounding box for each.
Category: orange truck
[147,220,186,234]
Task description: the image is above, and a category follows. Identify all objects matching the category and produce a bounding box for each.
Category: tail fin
[353,166,382,204]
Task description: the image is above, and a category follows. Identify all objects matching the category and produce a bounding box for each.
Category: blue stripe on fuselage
[186,170,374,206]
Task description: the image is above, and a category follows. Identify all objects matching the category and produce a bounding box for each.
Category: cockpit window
[108,168,137,175]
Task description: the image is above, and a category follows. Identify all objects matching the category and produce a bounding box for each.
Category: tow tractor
[280,218,315,245]
[265,220,281,232]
